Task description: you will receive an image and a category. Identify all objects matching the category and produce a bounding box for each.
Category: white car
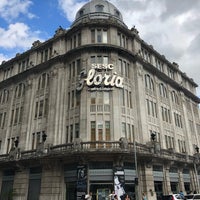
[185,194,200,200]
[162,194,183,200]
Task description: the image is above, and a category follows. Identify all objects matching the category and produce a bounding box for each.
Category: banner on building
[77,165,87,200]
[113,166,125,200]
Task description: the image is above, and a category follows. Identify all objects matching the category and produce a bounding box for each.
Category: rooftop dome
[72,0,127,27]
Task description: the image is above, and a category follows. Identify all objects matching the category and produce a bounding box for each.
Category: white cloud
[51,0,200,97]
[58,0,87,22]
[0,53,8,64]
[0,0,34,21]
[111,0,200,97]
[0,23,42,50]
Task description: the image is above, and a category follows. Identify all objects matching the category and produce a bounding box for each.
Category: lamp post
[134,138,140,200]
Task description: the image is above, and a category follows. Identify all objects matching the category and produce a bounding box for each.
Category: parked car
[162,194,183,200]
[185,194,200,200]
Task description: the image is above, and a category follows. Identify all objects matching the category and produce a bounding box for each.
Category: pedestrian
[114,194,118,200]
[124,194,130,200]
[85,192,92,200]
[179,191,184,199]
[142,192,147,200]
[109,191,115,200]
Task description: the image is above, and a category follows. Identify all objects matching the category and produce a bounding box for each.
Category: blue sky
[0,0,200,97]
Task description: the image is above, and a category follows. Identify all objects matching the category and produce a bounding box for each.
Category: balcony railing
[0,140,195,165]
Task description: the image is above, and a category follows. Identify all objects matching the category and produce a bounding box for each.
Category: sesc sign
[77,64,124,91]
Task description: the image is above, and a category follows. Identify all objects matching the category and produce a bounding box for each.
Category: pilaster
[12,169,29,200]
[163,165,171,195]
[178,168,185,194]
[140,162,155,200]
[39,160,64,200]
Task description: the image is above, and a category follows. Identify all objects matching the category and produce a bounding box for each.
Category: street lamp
[134,138,140,200]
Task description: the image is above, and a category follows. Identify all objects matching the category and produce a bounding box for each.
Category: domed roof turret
[72,0,127,28]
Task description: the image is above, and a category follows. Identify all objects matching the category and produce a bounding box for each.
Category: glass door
[97,188,111,200]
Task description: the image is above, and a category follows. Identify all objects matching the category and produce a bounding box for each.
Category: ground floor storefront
[0,144,199,200]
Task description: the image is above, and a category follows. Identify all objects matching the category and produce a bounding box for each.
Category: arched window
[115,9,120,17]
[38,73,49,90]
[79,9,84,16]
[0,89,9,104]
[15,83,25,98]
[159,83,168,98]
[144,74,154,91]
[95,4,104,12]
[171,91,179,104]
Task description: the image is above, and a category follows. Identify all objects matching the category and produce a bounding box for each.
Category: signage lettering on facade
[77,64,124,91]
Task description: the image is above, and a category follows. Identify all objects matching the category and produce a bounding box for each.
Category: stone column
[163,164,172,195]
[140,162,155,200]
[13,168,29,200]
[39,160,65,200]
[178,168,185,194]
[190,164,199,193]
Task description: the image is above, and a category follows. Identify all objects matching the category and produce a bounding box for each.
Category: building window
[40,47,52,63]
[70,33,81,49]
[178,139,186,153]
[165,135,174,149]
[117,32,128,48]
[90,91,110,105]
[66,126,69,143]
[32,131,46,149]
[69,59,82,80]
[10,107,23,125]
[79,9,84,16]
[115,9,120,17]
[105,121,111,141]
[161,106,171,123]
[0,112,6,128]
[159,83,168,98]
[34,99,48,119]
[78,33,81,46]
[15,83,25,98]
[91,121,96,148]
[91,55,108,65]
[146,99,157,117]
[122,122,127,138]
[145,74,154,91]
[98,123,103,144]
[95,4,104,12]
[76,91,80,107]
[141,48,151,63]
[168,67,175,79]
[171,91,179,105]
[70,124,73,142]
[118,59,130,78]
[91,29,107,43]
[174,112,183,128]
[3,66,13,80]
[0,89,9,104]
[38,73,49,90]
[75,123,79,138]
[120,89,125,106]
[155,58,164,72]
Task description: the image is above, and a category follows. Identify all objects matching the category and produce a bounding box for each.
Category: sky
[0,0,200,98]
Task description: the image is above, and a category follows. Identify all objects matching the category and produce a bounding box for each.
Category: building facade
[0,0,200,200]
